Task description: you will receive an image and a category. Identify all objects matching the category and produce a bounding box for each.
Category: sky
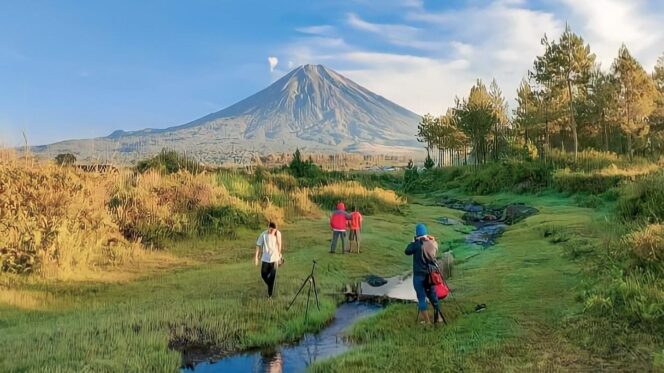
[1,0,663,146]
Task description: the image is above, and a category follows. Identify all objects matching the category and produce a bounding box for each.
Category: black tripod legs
[287,275,311,311]
[311,275,320,311]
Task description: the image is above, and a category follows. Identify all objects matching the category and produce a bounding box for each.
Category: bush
[617,171,664,223]
[312,181,405,214]
[288,149,322,179]
[0,162,139,277]
[623,224,664,266]
[553,169,623,194]
[463,160,551,195]
[108,170,284,246]
[136,149,202,174]
[54,153,76,166]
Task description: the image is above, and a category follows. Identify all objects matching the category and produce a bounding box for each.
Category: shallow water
[183,302,380,373]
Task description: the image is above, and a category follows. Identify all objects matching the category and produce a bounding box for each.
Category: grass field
[4,189,657,372]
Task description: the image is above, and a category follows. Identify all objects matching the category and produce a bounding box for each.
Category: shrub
[623,224,664,266]
[462,160,551,195]
[288,149,322,179]
[312,181,405,214]
[135,149,202,174]
[0,162,139,277]
[108,170,284,245]
[573,194,603,208]
[54,153,76,166]
[424,153,435,169]
[617,171,664,223]
[553,169,622,194]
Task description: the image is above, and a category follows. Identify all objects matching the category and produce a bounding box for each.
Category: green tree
[584,69,618,151]
[514,79,539,144]
[456,80,498,165]
[417,114,436,152]
[650,53,664,153]
[424,152,435,169]
[611,45,659,155]
[55,153,76,166]
[533,25,596,160]
[488,78,509,160]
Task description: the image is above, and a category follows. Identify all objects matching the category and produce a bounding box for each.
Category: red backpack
[428,270,449,299]
[421,244,450,299]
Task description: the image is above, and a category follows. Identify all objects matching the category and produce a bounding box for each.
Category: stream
[182,303,379,373]
[181,199,537,372]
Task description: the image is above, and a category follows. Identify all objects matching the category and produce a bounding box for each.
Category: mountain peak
[36,65,422,162]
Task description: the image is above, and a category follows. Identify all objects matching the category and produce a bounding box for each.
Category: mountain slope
[34,65,422,163]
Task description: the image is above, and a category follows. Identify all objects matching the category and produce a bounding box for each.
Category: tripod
[286,260,320,322]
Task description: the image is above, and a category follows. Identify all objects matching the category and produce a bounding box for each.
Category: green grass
[1,193,660,372]
[313,194,616,372]
[0,204,452,372]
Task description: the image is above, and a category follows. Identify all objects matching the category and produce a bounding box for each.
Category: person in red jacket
[349,206,363,253]
[329,202,351,254]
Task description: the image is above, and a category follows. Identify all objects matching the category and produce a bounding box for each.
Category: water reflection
[260,350,283,373]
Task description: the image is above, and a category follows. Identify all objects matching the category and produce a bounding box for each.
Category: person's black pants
[261,261,277,297]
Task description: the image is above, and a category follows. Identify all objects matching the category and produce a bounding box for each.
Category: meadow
[1,149,663,372]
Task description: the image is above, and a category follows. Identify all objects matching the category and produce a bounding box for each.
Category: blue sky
[1,0,663,146]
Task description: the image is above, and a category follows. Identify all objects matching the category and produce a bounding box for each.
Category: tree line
[418,25,664,166]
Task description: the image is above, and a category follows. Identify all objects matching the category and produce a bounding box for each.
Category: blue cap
[415,223,427,237]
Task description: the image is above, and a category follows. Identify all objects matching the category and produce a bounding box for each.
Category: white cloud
[559,0,664,70]
[267,56,279,72]
[346,13,445,51]
[278,0,663,116]
[296,25,336,36]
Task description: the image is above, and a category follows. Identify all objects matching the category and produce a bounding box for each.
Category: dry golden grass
[0,287,54,310]
[0,161,143,278]
[312,181,405,214]
[0,158,195,280]
[624,224,664,264]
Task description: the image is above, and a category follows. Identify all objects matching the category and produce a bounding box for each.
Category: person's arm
[405,241,416,255]
[255,233,264,266]
[277,231,282,256]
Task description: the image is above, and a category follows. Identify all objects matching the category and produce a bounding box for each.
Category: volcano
[34,65,422,163]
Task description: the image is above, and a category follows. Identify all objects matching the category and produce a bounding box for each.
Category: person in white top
[255,222,282,298]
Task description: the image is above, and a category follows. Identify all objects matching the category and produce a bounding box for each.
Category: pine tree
[456,79,498,165]
[585,70,618,151]
[533,25,596,160]
[417,114,436,152]
[650,54,664,153]
[514,79,539,145]
[488,78,509,160]
[611,45,659,155]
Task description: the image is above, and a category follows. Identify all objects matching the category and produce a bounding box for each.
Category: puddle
[183,302,380,373]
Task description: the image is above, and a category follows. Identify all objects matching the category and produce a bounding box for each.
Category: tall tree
[417,114,436,152]
[650,53,664,153]
[611,45,659,155]
[584,69,618,151]
[532,25,596,160]
[488,78,509,160]
[514,79,539,144]
[456,80,498,165]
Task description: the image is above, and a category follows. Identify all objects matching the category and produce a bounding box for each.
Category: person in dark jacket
[405,223,443,324]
